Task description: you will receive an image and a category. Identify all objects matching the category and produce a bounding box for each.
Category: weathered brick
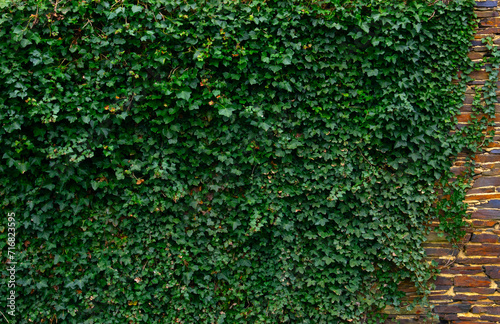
[429,295,454,301]
[485,141,500,148]
[460,105,473,113]
[454,287,496,294]
[470,233,499,243]
[440,266,484,275]
[462,113,499,125]
[454,321,497,324]
[440,314,459,321]
[479,315,500,322]
[457,112,472,122]
[471,219,499,227]
[468,187,496,195]
[483,167,500,176]
[468,51,486,60]
[466,243,500,256]
[457,256,500,264]
[476,10,499,18]
[384,319,421,324]
[474,154,500,163]
[453,294,489,301]
[472,177,500,188]
[433,304,471,313]
[439,314,458,323]
[475,1,498,8]
[489,295,500,301]
[454,276,491,287]
[477,27,500,34]
[465,193,500,200]
[470,209,500,220]
[480,17,500,27]
[484,266,500,279]
[466,70,487,80]
[433,276,453,286]
[472,46,489,52]
[472,306,500,315]
[424,248,455,257]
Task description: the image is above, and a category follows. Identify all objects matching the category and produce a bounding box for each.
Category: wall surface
[387,1,500,323]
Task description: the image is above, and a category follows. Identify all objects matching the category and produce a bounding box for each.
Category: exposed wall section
[387,1,500,323]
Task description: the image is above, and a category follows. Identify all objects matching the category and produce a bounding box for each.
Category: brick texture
[386,2,500,323]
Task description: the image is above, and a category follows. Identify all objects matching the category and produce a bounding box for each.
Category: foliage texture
[0,0,484,322]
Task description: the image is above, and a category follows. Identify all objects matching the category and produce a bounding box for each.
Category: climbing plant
[0,0,486,323]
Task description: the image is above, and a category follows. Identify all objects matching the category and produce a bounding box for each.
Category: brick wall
[386,1,500,323]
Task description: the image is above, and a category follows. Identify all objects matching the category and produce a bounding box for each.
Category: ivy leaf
[177,91,191,100]
[218,107,234,117]
[360,22,370,33]
[131,5,143,13]
[20,38,32,47]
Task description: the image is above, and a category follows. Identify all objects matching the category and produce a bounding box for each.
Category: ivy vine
[0,0,491,323]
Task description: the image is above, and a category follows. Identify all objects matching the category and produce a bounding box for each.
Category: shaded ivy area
[0,0,487,322]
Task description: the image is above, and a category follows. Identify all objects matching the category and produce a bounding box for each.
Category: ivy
[0,0,486,323]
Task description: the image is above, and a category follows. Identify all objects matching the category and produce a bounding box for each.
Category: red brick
[470,233,499,243]
[466,243,500,256]
[454,276,491,287]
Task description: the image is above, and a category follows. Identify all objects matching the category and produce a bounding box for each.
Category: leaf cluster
[0,0,483,323]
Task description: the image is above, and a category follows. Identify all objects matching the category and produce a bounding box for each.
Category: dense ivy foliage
[0,0,485,322]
